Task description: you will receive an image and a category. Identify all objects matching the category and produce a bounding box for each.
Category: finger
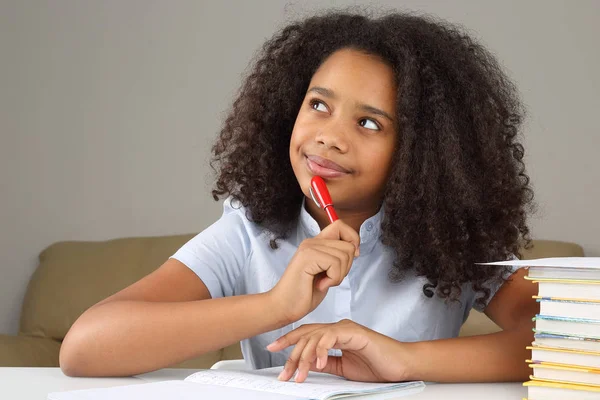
[311,245,350,287]
[299,246,343,291]
[279,336,309,381]
[314,260,341,291]
[318,220,360,256]
[298,240,355,282]
[295,333,324,383]
[311,239,358,265]
[315,331,339,372]
[299,238,353,256]
[310,355,343,377]
[267,324,325,352]
[300,247,342,281]
[316,240,356,279]
[313,239,357,257]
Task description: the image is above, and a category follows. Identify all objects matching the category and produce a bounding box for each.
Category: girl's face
[290,48,398,215]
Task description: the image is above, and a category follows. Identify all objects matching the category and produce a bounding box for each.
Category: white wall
[1,0,598,335]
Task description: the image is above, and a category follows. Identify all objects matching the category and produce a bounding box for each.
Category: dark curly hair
[210,9,535,308]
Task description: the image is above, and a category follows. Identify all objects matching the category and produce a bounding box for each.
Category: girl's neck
[304,197,381,233]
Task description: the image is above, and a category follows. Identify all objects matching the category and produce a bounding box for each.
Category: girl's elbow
[59,350,81,377]
[59,337,83,376]
[59,328,95,377]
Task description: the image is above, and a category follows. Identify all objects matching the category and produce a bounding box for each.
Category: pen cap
[310,176,333,208]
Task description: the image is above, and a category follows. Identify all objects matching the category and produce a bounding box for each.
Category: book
[478,258,600,299]
[529,266,600,281]
[534,315,600,339]
[533,333,600,353]
[528,346,600,369]
[478,257,600,269]
[527,279,600,301]
[523,379,600,400]
[530,363,600,386]
[537,298,600,320]
[489,257,600,398]
[47,367,425,400]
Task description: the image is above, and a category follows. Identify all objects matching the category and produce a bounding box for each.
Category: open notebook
[47,367,425,400]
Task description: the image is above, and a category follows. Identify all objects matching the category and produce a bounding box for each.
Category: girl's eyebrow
[307,86,394,122]
[308,86,336,98]
[358,104,394,123]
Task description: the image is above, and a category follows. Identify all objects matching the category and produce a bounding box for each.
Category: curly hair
[210,9,534,308]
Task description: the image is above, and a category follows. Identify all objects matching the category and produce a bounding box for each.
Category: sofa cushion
[20,234,196,339]
[519,240,584,259]
[0,334,61,367]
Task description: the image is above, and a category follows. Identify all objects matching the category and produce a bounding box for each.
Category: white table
[0,367,527,399]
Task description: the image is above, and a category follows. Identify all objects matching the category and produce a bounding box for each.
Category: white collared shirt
[171,197,517,369]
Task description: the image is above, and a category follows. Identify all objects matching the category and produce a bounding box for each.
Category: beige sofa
[0,235,584,368]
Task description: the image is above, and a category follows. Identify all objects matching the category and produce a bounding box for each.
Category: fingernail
[316,358,323,369]
[266,340,278,350]
[277,371,285,380]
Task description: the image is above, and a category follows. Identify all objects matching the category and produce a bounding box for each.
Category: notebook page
[47,380,304,400]
[477,257,600,268]
[184,367,424,400]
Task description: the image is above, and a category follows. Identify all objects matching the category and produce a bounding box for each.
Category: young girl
[60,10,538,383]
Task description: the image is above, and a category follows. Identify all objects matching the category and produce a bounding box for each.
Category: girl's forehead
[307,49,397,109]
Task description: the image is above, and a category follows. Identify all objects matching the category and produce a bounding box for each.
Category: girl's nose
[315,125,349,153]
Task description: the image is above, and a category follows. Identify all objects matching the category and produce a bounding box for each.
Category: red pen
[309,176,338,223]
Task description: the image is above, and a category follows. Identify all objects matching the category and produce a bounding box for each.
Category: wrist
[263,290,295,328]
[364,328,418,382]
[380,335,420,382]
[396,341,425,381]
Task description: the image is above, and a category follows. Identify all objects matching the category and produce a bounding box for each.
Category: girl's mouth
[305,155,350,178]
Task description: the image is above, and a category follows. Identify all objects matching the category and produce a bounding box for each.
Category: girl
[60,10,537,383]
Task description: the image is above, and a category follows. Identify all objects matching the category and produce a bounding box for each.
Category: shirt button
[366,222,373,231]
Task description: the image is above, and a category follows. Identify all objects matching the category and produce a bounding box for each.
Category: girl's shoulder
[173,197,268,273]
[222,196,264,228]
[213,196,275,243]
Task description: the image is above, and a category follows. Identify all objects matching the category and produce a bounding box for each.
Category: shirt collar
[298,198,384,255]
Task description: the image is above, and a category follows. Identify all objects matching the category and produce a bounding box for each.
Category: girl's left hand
[266,319,409,383]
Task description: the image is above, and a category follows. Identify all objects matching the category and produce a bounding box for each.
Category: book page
[47,381,304,400]
[477,257,600,269]
[184,367,424,400]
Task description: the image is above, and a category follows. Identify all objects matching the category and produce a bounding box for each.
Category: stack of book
[523,257,600,399]
[486,257,600,399]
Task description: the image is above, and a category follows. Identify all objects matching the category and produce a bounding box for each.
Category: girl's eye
[310,100,328,113]
[359,118,380,131]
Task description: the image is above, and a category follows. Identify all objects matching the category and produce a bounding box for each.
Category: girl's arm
[60,219,360,378]
[59,258,288,377]
[401,267,538,382]
[270,267,538,383]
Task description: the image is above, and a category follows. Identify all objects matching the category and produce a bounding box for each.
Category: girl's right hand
[269,220,360,324]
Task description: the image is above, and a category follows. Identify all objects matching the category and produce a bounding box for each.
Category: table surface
[0,367,527,399]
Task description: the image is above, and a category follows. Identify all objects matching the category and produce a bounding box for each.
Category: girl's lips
[305,156,350,178]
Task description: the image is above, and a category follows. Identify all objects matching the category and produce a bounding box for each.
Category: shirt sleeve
[170,198,252,298]
[471,265,522,312]
[471,254,524,312]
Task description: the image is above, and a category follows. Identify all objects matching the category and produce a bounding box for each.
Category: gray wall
[1,0,598,335]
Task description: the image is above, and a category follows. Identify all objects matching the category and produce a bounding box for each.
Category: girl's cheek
[291,128,312,144]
